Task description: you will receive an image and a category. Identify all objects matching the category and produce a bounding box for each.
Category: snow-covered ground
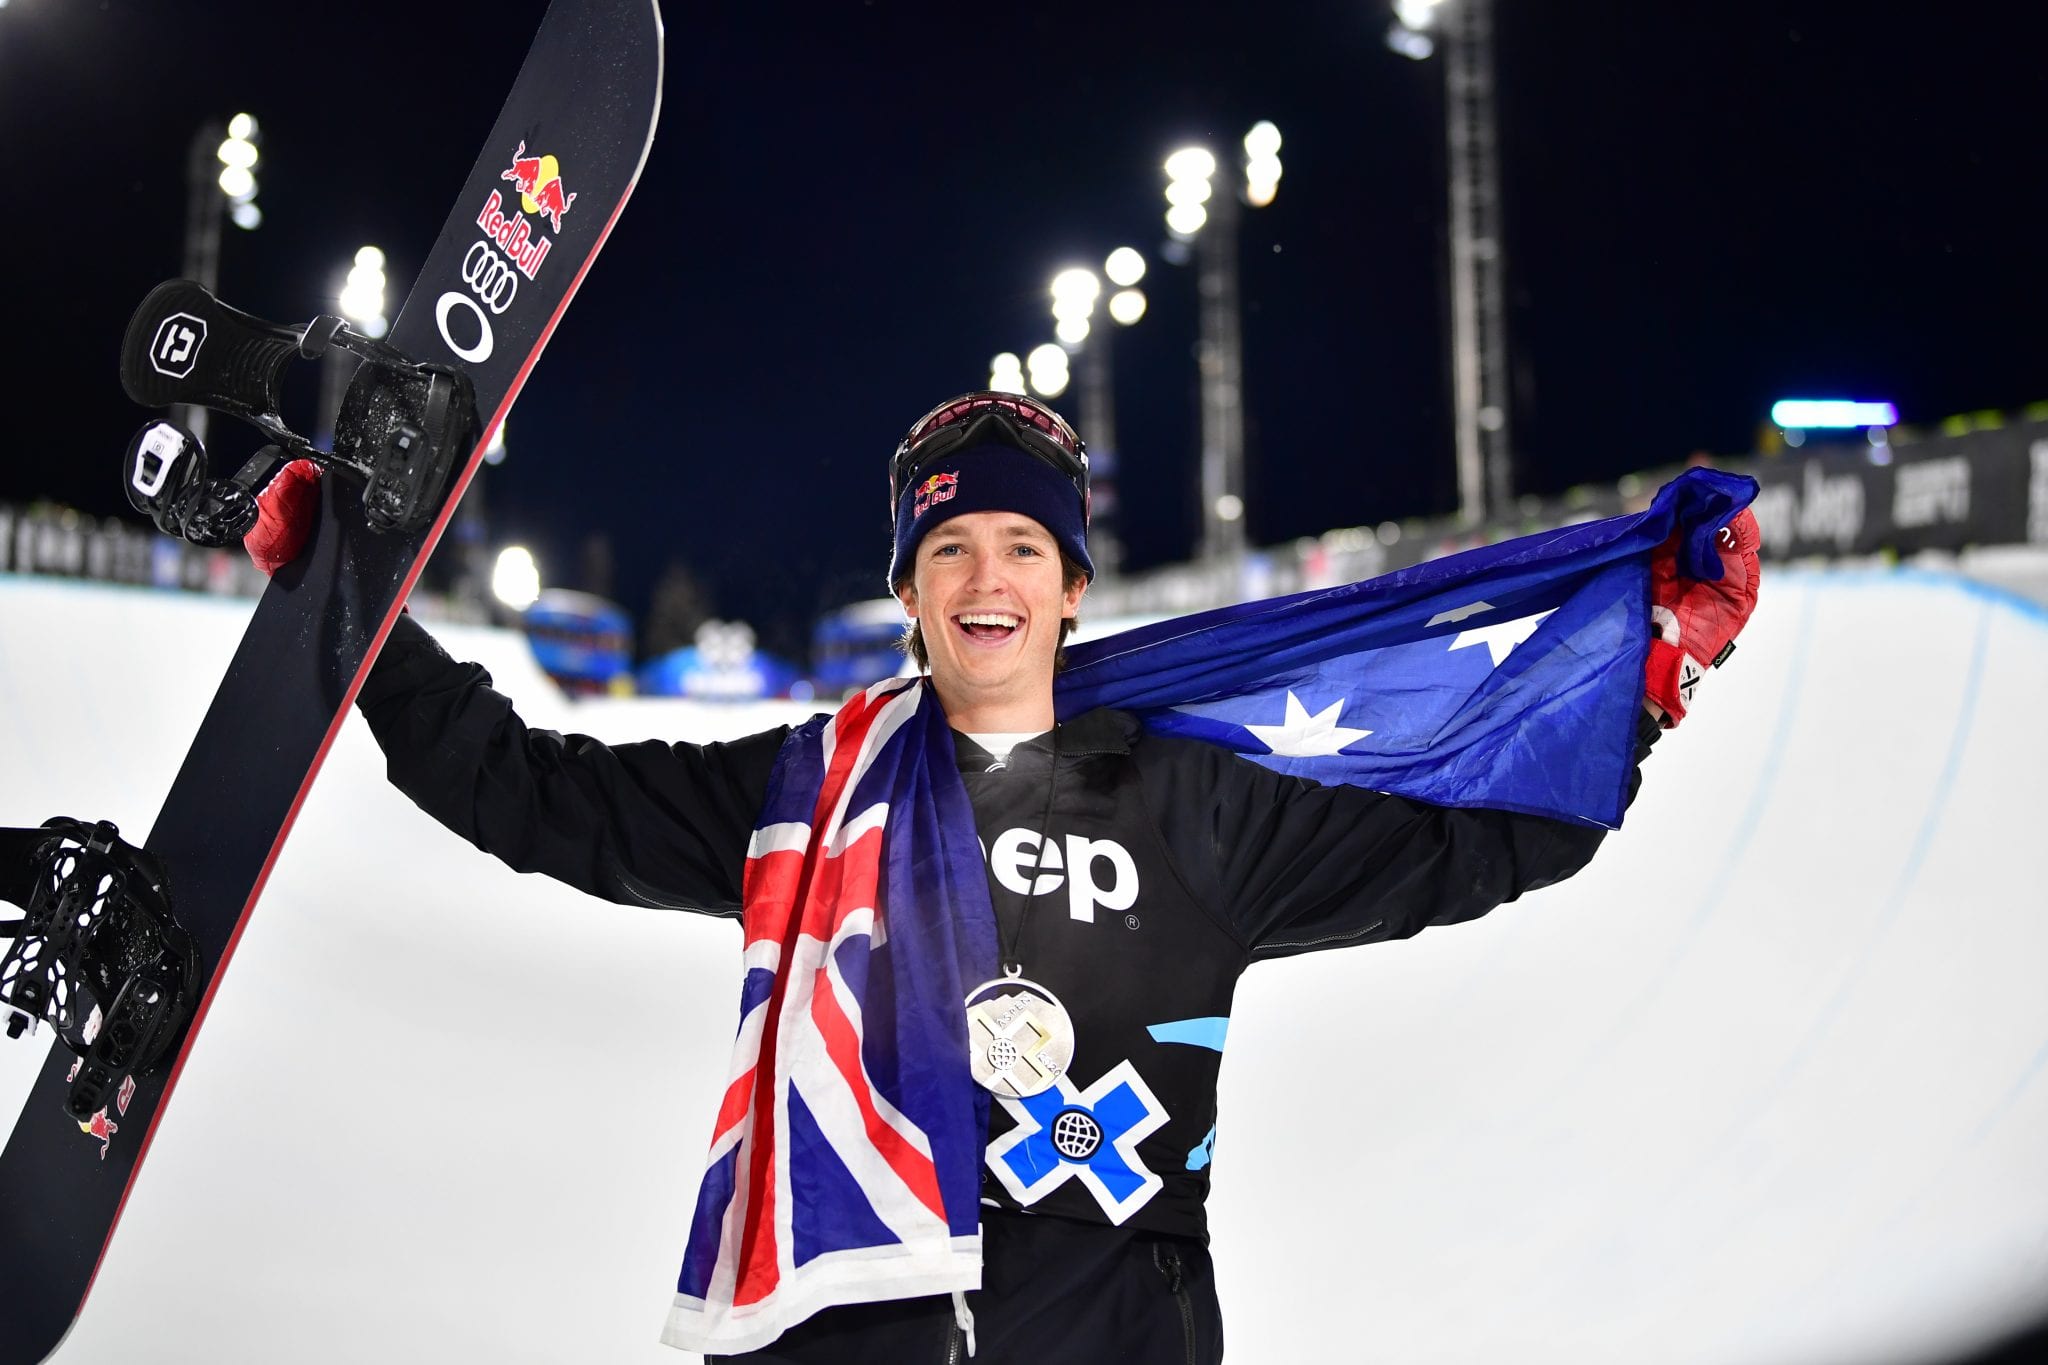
[3,562,2046,1364]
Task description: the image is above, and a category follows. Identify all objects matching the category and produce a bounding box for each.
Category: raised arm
[1138,710,1659,960]
[356,612,789,917]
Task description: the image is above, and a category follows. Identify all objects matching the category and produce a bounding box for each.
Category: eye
[1010,543,1044,557]
[928,541,962,557]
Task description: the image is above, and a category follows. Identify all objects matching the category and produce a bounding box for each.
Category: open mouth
[955,611,1022,644]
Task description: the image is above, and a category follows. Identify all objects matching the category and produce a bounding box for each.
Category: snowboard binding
[119,279,478,547]
[0,819,201,1124]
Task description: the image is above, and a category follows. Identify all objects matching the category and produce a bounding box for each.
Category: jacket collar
[950,707,1134,772]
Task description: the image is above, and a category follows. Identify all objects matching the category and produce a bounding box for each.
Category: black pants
[707,1209,1224,1364]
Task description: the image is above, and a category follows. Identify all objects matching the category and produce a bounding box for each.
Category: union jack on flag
[663,679,996,1356]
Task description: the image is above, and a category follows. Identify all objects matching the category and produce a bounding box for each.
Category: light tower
[177,113,263,443]
[1166,124,1282,569]
[1050,255,1144,577]
[1390,0,1513,524]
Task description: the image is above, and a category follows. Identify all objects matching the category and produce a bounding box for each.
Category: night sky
[4,0,2042,659]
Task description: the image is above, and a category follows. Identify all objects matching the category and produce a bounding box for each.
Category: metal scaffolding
[1442,0,1514,522]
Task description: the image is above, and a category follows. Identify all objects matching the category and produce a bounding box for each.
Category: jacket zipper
[943,1320,962,1365]
[609,858,738,915]
[1262,917,1385,953]
[1154,1242,1197,1365]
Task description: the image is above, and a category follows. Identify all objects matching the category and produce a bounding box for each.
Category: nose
[964,547,1007,594]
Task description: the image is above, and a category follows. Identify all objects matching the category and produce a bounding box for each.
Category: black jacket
[358,613,1653,1240]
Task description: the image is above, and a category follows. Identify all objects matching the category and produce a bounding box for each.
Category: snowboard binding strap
[0,819,201,1123]
[119,279,478,547]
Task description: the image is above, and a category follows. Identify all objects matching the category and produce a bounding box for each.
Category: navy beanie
[888,442,1094,588]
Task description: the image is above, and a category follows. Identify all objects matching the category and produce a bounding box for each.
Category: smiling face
[895,511,1087,733]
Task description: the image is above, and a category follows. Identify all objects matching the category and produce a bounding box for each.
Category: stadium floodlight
[1395,0,1448,31]
[1164,145,1218,241]
[1165,203,1208,237]
[1770,399,1899,429]
[989,352,1027,394]
[214,113,262,227]
[1051,267,1100,306]
[1104,247,1146,288]
[1243,120,1283,208]
[491,546,542,610]
[339,244,389,339]
[1026,342,1070,399]
[1386,0,1447,59]
[1165,147,1217,182]
[1050,269,1099,349]
[1107,288,1147,325]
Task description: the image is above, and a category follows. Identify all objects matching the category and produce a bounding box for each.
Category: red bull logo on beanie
[913,471,958,518]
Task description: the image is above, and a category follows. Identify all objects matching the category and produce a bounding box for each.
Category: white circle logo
[435,291,493,364]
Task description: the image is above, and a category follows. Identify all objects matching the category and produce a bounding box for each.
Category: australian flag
[664,468,1754,1355]
[1058,467,1757,828]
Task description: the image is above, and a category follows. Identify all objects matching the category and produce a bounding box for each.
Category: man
[248,392,1759,1362]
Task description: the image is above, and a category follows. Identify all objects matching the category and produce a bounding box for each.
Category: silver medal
[964,973,1076,1098]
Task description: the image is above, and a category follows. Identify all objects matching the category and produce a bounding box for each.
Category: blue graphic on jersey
[999,1077,1158,1205]
[1146,1019,1226,1173]
[1146,1016,1229,1051]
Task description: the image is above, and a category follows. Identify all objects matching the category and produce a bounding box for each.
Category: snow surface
[3,565,2046,1365]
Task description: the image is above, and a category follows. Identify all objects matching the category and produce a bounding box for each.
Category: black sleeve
[354,612,791,916]
[1139,710,1660,960]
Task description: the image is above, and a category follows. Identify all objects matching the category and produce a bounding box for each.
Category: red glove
[245,459,323,576]
[1645,508,1761,727]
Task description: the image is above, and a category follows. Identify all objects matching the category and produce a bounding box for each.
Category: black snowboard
[0,4,661,1360]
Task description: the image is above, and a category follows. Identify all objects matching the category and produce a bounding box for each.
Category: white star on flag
[1244,691,1372,757]
[1448,609,1555,667]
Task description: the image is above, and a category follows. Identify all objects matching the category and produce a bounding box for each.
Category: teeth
[958,613,1020,628]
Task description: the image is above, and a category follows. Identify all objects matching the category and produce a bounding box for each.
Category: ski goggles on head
[889,391,1090,518]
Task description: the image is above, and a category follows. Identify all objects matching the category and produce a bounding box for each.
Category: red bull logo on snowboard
[61,1006,135,1158]
[444,141,579,363]
[475,190,555,281]
[500,140,577,232]
[472,141,576,282]
[79,1108,118,1161]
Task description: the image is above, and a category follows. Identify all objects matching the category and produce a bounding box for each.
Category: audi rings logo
[436,240,522,365]
[461,240,520,313]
